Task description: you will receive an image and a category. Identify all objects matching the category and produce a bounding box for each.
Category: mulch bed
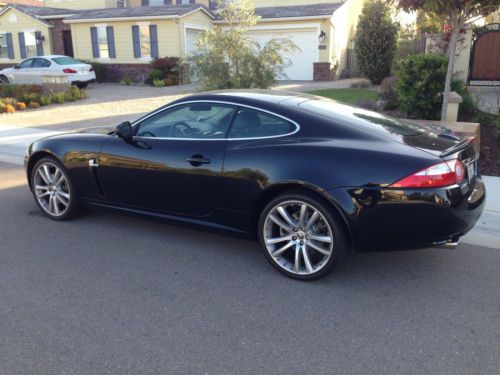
[479,124,500,177]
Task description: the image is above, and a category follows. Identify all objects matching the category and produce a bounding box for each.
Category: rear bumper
[68,73,96,85]
[326,177,486,252]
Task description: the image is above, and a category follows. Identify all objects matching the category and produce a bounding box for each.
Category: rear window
[299,98,432,137]
[51,57,82,65]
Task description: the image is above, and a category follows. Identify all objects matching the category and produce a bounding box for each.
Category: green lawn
[307,88,380,105]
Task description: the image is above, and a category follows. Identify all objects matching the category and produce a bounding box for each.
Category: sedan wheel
[31,158,79,220]
[259,193,347,280]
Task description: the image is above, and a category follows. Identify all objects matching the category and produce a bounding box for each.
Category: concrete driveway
[1,161,499,375]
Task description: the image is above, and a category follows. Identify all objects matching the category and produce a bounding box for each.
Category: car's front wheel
[0,75,9,84]
[258,192,348,280]
[31,157,80,220]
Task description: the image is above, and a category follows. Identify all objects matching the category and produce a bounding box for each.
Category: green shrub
[0,101,6,113]
[147,69,164,84]
[69,86,87,100]
[51,92,66,104]
[355,0,399,84]
[120,74,133,86]
[152,78,166,87]
[395,54,449,119]
[82,60,107,82]
[39,94,51,106]
[28,101,41,109]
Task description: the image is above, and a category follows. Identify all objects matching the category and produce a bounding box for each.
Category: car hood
[76,126,115,135]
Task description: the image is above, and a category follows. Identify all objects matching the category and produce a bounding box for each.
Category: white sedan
[0,55,96,88]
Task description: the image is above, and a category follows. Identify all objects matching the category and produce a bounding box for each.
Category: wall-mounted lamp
[36,34,45,42]
[318,30,327,44]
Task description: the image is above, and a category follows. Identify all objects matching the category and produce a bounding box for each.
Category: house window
[0,33,8,58]
[97,26,109,58]
[117,0,126,7]
[24,31,37,57]
[149,0,164,5]
[139,25,151,58]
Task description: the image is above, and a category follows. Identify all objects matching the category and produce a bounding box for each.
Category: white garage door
[246,28,318,81]
[186,28,203,55]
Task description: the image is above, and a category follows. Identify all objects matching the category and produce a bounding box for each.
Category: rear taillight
[390,160,465,188]
[63,68,77,74]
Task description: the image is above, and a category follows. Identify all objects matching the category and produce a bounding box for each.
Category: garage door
[246,28,318,81]
[186,28,203,55]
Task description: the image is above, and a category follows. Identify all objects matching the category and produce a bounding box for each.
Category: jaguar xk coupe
[25,91,486,280]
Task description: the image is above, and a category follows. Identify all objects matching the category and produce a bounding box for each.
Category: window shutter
[90,27,100,58]
[176,0,181,4]
[132,25,141,58]
[149,25,158,58]
[106,26,116,58]
[164,0,172,4]
[6,33,14,59]
[18,32,26,59]
[35,31,44,56]
[190,0,195,3]
[141,0,149,5]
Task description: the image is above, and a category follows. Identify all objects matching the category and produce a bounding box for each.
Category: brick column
[313,62,333,81]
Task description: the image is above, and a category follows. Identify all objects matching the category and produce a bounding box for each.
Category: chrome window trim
[131,100,301,142]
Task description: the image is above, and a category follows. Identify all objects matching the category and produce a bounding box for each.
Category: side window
[31,58,50,68]
[18,59,33,69]
[228,108,295,139]
[136,103,237,139]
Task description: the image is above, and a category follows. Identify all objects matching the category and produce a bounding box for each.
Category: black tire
[0,75,9,84]
[75,82,88,89]
[258,190,349,280]
[30,157,81,221]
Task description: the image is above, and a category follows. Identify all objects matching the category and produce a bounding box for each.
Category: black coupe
[25,91,485,280]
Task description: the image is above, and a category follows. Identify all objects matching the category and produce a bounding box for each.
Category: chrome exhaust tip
[434,237,461,249]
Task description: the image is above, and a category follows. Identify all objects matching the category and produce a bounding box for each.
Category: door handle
[186,155,211,166]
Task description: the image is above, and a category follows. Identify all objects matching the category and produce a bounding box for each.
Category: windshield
[51,57,82,65]
[299,98,435,137]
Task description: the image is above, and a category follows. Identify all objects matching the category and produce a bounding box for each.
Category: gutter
[213,15,333,24]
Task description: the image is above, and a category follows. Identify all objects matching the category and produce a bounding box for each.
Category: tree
[393,0,498,121]
[189,0,298,90]
[355,0,400,84]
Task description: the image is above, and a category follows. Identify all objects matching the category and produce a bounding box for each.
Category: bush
[151,57,179,74]
[39,94,51,106]
[152,78,166,87]
[120,74,133,86]
[147,69,165,84]
[355,0,400,84]
[51,92,66,104]
[28,101,40,109]
[189,0,298,90]
[350,80,371,89]
[82,60,107,82]
[16,101,26,110]
[0,102,6,113]
[380,76,399,109]
[69,86,87,100]
[395,54,450,119]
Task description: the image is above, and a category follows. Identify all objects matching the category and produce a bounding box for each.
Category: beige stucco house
[0,0,365,81]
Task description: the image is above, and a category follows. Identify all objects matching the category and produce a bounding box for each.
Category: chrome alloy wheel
[263,200,334,276]
[33,162,71,217]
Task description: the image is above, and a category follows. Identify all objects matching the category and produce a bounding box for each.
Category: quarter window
[228,109,295,139]
[136,103,237,139]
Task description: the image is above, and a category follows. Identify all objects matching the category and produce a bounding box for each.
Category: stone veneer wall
[104,64,151,82]
[313,62,333,81]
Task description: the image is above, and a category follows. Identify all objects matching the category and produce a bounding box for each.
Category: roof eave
[213,14,333,24]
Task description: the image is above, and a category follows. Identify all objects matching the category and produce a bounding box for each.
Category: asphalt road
[0,161,499,375]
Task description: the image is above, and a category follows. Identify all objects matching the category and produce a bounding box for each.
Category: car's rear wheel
[31,157,80,220]
[0,75,9,84]
[258,192,348,280]
[75,82,88,89]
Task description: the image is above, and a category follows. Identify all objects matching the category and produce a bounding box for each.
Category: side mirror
[116,121,133,142]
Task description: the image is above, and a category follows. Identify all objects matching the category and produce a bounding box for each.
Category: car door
[30,58,52,84]
[10,58,34,84]
[97,102,237,217]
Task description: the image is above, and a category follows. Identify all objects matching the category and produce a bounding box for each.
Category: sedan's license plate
[467,162,475,181]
